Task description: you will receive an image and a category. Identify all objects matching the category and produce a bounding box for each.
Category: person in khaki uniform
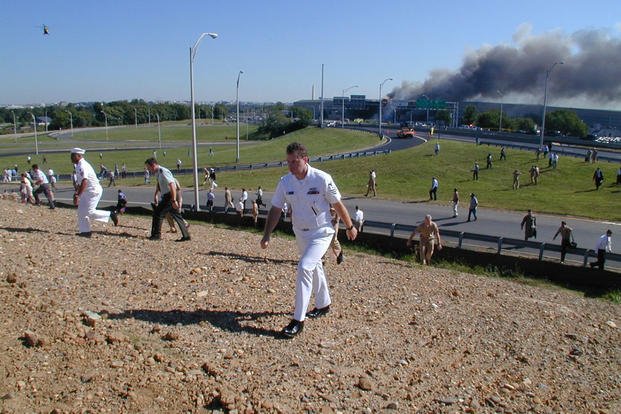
[406,214,443,265]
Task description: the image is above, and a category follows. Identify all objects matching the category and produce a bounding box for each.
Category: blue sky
[1,0,620,106]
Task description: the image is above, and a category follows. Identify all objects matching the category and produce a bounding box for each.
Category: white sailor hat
[70,148,86,154]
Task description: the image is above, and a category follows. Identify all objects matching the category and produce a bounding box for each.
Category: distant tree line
[460,105,589,138]
[0,100,231,134]
[256,103,313,138]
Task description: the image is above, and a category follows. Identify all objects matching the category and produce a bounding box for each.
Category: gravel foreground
[0,196,619,414]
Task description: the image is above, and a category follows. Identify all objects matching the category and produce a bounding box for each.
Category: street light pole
[540,61,564,150]
[341,85,358,128]
[101,110,109,141]
[30,113,39,155]
[378,77,392,139]
[134,107,138,128]
[497,90,504,132]
[12,111,17,143]
[236,70,243,163]
[67,111,74,137]
[156,113,161,149]
[190,32,218,211]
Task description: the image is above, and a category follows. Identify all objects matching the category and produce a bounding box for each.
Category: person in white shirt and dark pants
[590,230,612,270]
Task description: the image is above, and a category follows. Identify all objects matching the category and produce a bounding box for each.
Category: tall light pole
[497,90,503,132]
[156,113,162,149]
[67,111,74,137]
[320,64,325,128]
[12,111,17,143]
[134,107,138,128]
[236,70,243,163]
[190,32,218,211]
[540,61,564,150]
[378,77,392,138]
[101,110,109,141]
[30,113,39,155]
[341,85,358,128]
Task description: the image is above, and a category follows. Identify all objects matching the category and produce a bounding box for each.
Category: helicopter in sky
[36,24,50,35]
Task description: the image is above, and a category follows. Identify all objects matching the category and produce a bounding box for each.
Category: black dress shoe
[175,236,191,242]
[77,232,92,238]
[306,305,330,318]
[148,235,161,241]
[282,319,304,338]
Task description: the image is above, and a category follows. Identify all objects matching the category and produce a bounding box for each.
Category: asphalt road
[29,182,615,268]
[3,128,618,268]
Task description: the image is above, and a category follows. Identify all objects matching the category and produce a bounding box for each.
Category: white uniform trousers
[77,187,110,233]
[293,227,334,322]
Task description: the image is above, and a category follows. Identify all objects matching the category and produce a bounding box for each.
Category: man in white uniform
[71,148,118,237]
[261,142,358,338]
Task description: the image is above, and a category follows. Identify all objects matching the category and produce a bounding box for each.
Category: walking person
[241,188,248,212]
[47,168,56,190]
[70,148,118,237]
[467,193,478,222]
[429,176,438,200]
[326,207,345,264]
[206,189,215,212]
[19,173,35,204]
[486,153,493,169]
[499,146,506,161]
[520,209,537,241]
[472,162,479,180]
[115,189,127,215]
[365,169,377,197]
[176,159,182,172]
[145,157,191,242]
[512,169,521,190]
[451,188,459,218]
[593,167,604,190]
[251,200,259,226]
[353,205,364,233]
[590,230,613,270]
[31,164,56,209]
[224,187,234,213]
[260,142,358,338]
[107,170,116,187]
[256,186,266,207]
[406,214,443,265]
[553,221,575,263]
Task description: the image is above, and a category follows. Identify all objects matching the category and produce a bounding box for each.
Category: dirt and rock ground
[0,195,620,413]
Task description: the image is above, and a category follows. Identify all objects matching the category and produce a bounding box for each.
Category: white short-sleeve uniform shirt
[271,165,341,232]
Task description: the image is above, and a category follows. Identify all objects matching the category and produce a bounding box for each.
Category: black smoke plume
[388,26,621,108]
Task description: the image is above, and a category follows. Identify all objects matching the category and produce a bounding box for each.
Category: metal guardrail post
[390,223,396,238]
[583,250,592,267]
[458,232,464,248]
[497,237,503,254]
[539,243,545,261]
